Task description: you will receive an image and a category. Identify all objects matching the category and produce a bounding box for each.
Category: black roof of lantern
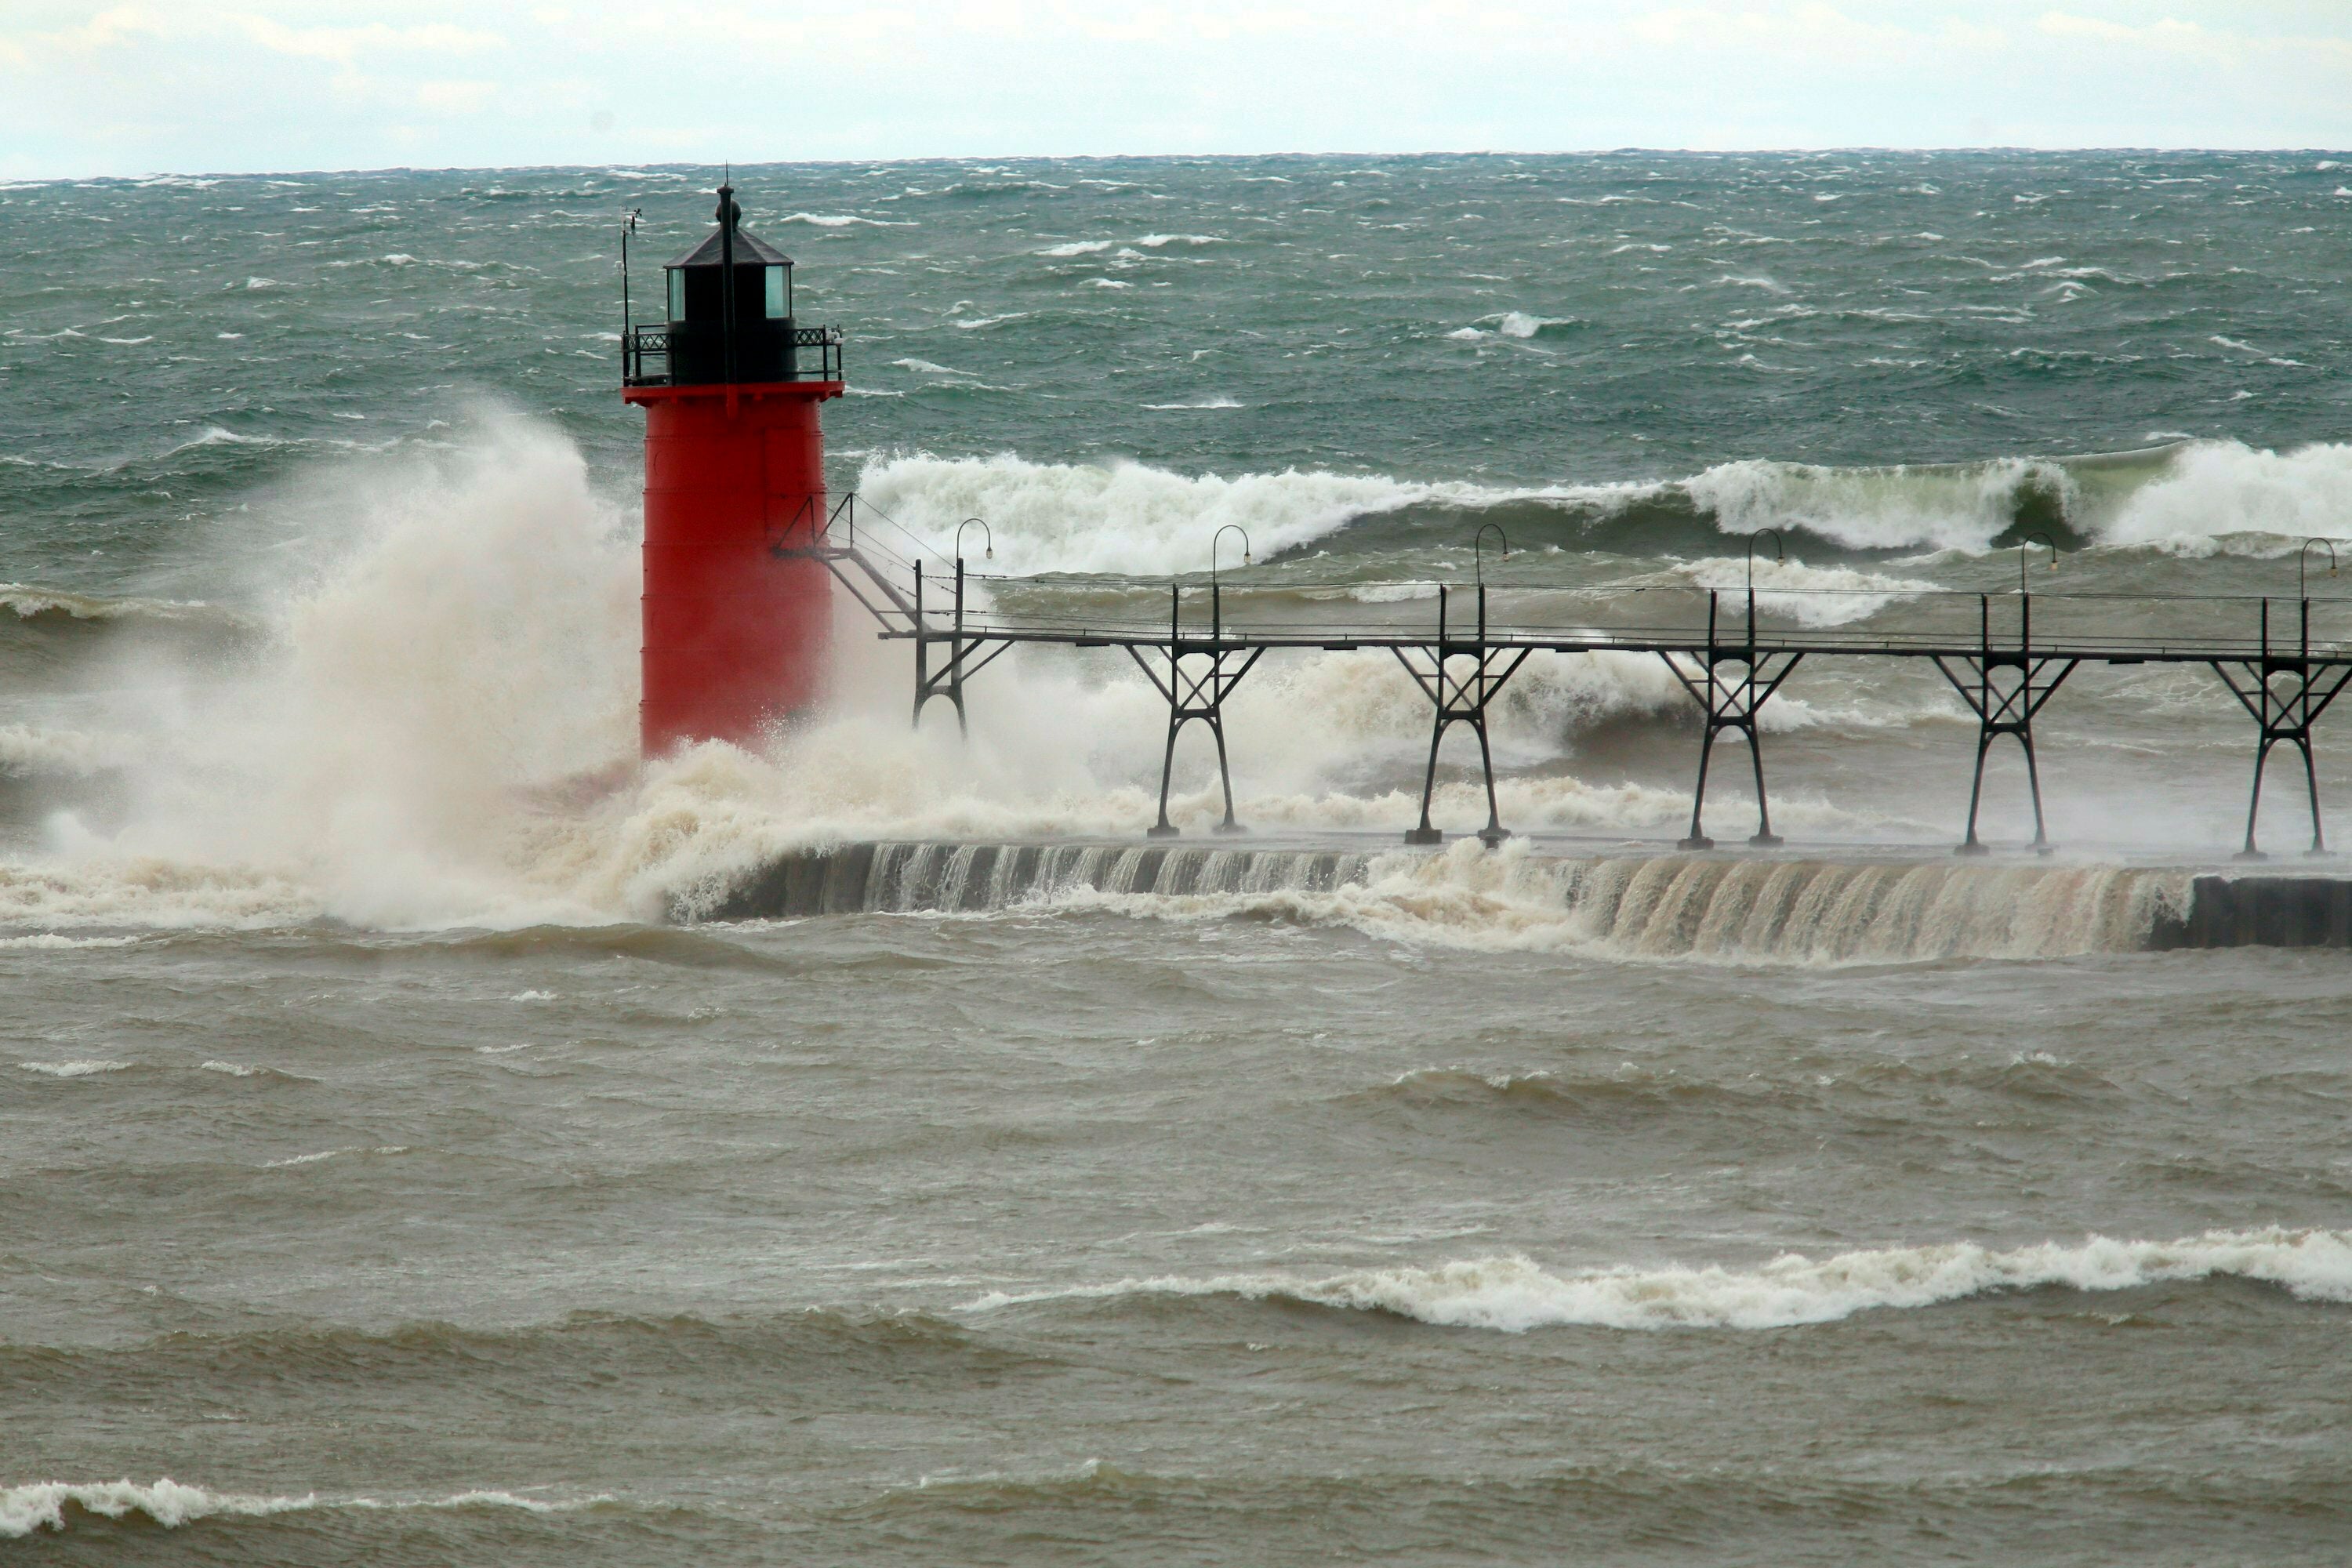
[666,225,793,269]
[624,180,842,388]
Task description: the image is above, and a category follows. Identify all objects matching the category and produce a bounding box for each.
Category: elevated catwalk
[801,515,2352,862]
[735,512,2352,956]
[688,837,2352,953]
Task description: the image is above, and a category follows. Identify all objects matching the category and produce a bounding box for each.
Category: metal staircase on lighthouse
[622,183,848,756]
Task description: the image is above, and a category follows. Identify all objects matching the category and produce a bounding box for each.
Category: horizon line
[11,144,2351,184]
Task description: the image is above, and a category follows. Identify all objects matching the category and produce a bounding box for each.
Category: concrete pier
[688,839,2352,953]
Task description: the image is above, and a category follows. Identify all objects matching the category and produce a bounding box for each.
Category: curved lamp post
[956,517,993,564]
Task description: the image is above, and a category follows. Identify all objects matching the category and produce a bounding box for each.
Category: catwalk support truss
[1930,593,2079,856]
[1391,584,1531,846]
[2209,597,2352,859]
[1660,590,1803,851]
[1127,584,1263,837]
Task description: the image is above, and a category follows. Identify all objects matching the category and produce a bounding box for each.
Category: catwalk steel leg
[1393,586,1530,847]
[1129,583,1263,838]
[2209,599,2352,859]
[1659,601,1802,851]
[1933,593,2073,856]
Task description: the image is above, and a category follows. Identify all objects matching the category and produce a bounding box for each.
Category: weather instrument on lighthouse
[622,183,846,755]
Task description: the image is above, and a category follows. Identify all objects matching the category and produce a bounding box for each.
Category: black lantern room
[660,183,798,383]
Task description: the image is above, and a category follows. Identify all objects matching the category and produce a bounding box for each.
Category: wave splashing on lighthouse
[0,419,1684,929]
[5,416,641,928]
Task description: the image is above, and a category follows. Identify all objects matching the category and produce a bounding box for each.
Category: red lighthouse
[623,186,844,754]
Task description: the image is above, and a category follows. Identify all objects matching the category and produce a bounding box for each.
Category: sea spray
[29,414,639,928]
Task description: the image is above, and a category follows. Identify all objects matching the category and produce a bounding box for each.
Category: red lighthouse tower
[623,186,844,754]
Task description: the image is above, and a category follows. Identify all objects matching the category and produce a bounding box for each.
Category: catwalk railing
[782,509,2352,860]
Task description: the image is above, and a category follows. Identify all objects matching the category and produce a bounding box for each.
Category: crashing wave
[0,1478,611,1539]
[962,1226,2352,1331]
[853,440,2352,576]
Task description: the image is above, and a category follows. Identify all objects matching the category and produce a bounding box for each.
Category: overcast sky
[4,2,2349,179]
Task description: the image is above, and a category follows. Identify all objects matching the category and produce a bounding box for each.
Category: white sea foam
[16,1058,132,1076]
[1348,581,1440,603]
[1036,240,1112,256]
[0,1479,610,1538]
[262,1145,408,1168]
[856,441,2352,579]
[0,582,240,624]
[0,1479,309,1537]
[1488,311,1577,338]
[1658,557,1942,626]
[779,212,909,227]
[1684,455,2069,554]
[964,1227,2352,1331]
[2096,440,2352,553]
[1684,441,2352,557]
[854,452,1636,577]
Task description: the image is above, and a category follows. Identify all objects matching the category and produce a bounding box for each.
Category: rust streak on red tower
[622,185,844,756]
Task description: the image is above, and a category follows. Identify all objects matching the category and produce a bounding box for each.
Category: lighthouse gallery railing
[622,323,844,387]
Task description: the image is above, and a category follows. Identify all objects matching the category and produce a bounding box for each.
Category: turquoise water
[5,151,2349,585]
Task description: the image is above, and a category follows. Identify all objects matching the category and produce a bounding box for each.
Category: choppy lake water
[3,151,2350,1563]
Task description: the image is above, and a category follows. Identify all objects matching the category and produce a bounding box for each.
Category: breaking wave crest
[855,440,2352,573]
[964,1227,2352,1332]
[0,1478,612,1538]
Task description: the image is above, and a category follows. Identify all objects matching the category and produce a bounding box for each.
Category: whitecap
[964,1227,2352,1332]
[0,1479,613,1539]
[262,1145,408,1168]
[779,212,911,227]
